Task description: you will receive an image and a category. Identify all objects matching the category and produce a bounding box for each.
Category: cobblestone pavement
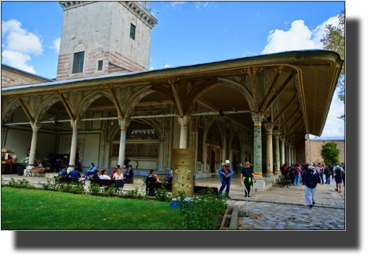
[231,201,345,230]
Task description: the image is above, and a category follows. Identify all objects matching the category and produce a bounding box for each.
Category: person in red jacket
[293,163,302,186]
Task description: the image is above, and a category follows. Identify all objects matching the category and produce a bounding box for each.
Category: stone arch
[1,98,20,123]
[124,85,177,119]
[75,89,114,119]
[109,118,162,142]
[34,94,61,122]
[184,77,256,114]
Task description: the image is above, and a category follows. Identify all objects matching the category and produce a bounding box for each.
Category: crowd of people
[281,162,345,208]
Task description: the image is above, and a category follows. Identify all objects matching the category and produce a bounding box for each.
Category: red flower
[172,222,175,225]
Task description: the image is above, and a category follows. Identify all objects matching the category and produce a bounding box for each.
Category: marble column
[288,143,292,166]
[67,121,81,172]
[280,135,285,166]
[118,119,131,167]
[27,123,42,170]
[263,122,274,178]
[273,130,281,175]
[252,114,264,183]
[178,116,190,149]
[104,142,111,169]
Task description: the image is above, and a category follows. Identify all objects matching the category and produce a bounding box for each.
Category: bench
[89,178,124,194]
[26,167,45,177]
[54,176,85,189]
[125,172,134,184]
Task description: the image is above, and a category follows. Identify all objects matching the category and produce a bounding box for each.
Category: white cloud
[149,67,154,70]
[284,21,289,25]
[2,50,36,74]
[2,19,43,56]
[261,15,339,54]
[164,64,172,68]
[53,38,60,54]
[195,2,212,10]
[170,2,185,9]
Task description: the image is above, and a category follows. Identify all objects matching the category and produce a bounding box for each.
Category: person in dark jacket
[66,166,83,184]
[304,165,319,208]
[324,166,331,184]
[58,166,67,177]
[92,170,100,179]
[240,161,256,197]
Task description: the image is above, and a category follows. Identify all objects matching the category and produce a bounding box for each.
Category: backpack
[335,166,342,176]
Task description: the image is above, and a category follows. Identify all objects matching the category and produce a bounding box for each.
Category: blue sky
[1,1,345,139]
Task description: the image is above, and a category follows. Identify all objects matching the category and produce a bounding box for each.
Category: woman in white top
[113,168,125,194]
[99,169,111,180]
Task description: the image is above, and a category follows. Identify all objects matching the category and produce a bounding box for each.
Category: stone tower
[56,1,158,81]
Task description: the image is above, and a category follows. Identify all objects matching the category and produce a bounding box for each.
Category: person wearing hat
[218,160,233,198]
[304,165,319,208]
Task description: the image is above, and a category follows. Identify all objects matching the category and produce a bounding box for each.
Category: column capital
[178,115,190,126]
[70,121,82,131]
[273,130,281,138]
[280,135,286,142]
[30,123,42,132]
[119,119,131,130]
[251,113,265,124]
[263,122,274,132]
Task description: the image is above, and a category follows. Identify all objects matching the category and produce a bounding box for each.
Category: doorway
[210,150,215,173]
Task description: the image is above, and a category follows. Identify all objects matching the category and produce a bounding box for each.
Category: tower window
[98,60,103,71]
[72,51,84,73]
[130,23,136,40]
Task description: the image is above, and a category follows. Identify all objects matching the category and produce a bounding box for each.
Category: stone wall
[1,67,52,87]
[310,140,345,164]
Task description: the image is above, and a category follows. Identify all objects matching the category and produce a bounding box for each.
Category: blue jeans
[320,174,324,184]
[84,170,94,180]
[219,177,231,193]
[326,175,330,184]
[293,174,301,186]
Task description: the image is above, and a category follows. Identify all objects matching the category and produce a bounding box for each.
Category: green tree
[321,10,345,120]
[320,141,340,166]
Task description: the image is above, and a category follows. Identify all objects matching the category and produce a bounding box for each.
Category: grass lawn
[1,187,182,230]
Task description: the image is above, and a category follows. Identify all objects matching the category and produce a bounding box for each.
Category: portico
[1,50,343,190]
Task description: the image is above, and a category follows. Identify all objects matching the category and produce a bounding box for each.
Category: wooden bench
[89,178,124,194]
[26,167,45,177]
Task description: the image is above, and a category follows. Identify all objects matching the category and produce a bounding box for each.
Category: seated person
[112,168,125,193]
[112,165,120,176]
[92,170,100,179]
[127,165,134,178]
[58,165,68,177]
[66,166,83,184]
[121,165,128,178]
[146,169,160,183]
[99,169,111,180]
[84,163,97,180]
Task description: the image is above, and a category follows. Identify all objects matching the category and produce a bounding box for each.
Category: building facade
[1,2,343,191]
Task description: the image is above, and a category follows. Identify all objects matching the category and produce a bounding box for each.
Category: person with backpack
[324,166,332,184]
[333,163,345,193]
[304,165,319,208]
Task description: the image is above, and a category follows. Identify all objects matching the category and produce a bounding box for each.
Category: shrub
[89,183,100,196]
[321,141,340,166]
[72,184,83,194]
[124,187,139,199]
[106,186,116,197]
[175,189,228,230]
[154,183,172,202]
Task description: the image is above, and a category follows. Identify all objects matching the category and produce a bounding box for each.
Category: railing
[137,1,157,18]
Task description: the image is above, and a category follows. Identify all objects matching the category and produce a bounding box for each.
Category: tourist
[324,166,331,184]
[147,170,160,183]
[124,156,130,167]
[304,165,319,208]
[333,163,344,193]
[66,165,83,184]
[235,163,239,173]
[99,169,111,180]
[293,163,302,186]
[218,160,233,198]
[281,164,287,176]
[92,170,100,179]
[240,161,256,197]
[342,165,345,187]
[84,163,97,180]
[121,165,128,178]
[58,165,67,177]
[127,165,134,178]
[319,164,325,185]
[112,168,124,193]
[112,165,120,175]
